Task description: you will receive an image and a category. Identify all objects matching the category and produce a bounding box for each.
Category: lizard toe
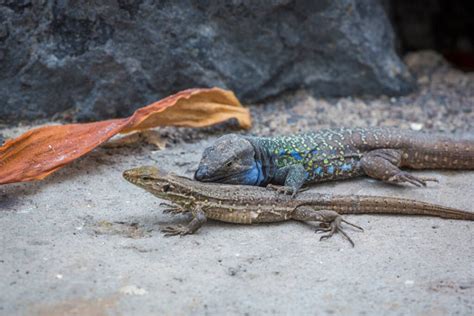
[162,224,190,237]
[388,172,438,187]
[317,216,358,247]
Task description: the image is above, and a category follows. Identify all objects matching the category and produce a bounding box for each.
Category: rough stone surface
[0,52,472,315]
[0,0,414,122]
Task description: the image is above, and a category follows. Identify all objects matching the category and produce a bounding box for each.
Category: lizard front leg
[160,202,190,215]
[162,207,207,237]
[267,164,307,197]
[360,149,438,187]
[291,206,363,246]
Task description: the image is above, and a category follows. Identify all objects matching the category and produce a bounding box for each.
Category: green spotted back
[256,128,394,182]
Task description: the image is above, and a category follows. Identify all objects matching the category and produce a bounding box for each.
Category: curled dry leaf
[0,88,251,184]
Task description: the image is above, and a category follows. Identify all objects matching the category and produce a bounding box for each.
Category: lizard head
[194,134,263,185]
[123,166,181,199]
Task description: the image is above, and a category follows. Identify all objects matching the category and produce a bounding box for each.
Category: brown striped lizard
[123,166,474,246]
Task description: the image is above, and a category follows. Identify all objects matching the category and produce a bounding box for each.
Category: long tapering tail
[313,195,474,220]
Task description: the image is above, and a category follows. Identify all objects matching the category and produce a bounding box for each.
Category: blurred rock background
[0,0,472,122]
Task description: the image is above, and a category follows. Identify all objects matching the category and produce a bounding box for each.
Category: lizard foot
[317,216,364,247]
[266,184,305,198]
[161,225,193,237]
[387,172,439,187]
[292,207,363,246]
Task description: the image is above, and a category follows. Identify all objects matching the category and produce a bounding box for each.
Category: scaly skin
[194,127,474,196]
[123,166,474,246]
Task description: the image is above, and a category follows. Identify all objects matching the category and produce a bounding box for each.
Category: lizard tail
[321,195,474,220]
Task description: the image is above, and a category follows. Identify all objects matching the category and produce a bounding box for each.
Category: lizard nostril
[194,166,208,180]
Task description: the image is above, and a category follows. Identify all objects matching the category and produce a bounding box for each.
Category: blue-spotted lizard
[194,127,474,196]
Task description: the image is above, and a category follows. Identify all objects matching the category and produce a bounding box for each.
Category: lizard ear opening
[162,184,171,192]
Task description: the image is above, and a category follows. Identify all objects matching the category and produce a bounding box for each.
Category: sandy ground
[1,51,473,315]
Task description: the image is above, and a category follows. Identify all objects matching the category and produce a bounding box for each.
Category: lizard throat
[200,161,265,186]
[246,137,274,186]
[244,160,265,186]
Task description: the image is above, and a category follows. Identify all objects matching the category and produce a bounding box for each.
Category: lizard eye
[162,184,170,192]
[226,161,233,167]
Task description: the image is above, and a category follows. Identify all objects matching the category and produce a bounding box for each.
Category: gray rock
[0,0,414,122]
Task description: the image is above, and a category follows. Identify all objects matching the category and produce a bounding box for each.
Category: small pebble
[404,280,414,286]
[119,285,148,296]
[410,123,424,131]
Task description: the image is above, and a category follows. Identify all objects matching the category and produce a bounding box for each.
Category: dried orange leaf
[103,131,167,149]
[122,88,250,132]
[0,88,251,184]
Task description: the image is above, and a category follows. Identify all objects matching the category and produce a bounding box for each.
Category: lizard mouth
[195,169,252,183]
[123,172,138,184]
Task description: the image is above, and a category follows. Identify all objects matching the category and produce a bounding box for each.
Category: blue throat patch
[243,161,265,185]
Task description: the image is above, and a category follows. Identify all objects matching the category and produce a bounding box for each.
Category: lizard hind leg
[292,207,363,247]
[360,149,438,187]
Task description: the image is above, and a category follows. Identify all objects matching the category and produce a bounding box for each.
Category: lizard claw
[293,207,363,246]
[161,225,192,237]
[266,184,299,197]
[318,219,354,247]
[317,216,364,247]
[314,227,332,234]
[388,172,438,187]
